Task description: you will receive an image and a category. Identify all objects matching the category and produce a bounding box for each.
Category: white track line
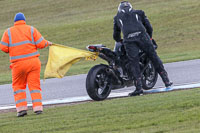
[1,83,200,110]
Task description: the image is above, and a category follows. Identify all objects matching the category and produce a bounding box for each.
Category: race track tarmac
[0,59,200,107]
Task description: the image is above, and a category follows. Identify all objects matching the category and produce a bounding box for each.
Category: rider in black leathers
[113,1,173,96]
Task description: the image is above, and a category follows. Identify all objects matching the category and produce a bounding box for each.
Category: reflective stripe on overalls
[7,27,44,62]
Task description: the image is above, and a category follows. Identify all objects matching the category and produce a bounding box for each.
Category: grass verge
[0,0,200,84]
[0,88,200,133]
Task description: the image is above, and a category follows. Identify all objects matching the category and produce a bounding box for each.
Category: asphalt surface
[1,59,200,106]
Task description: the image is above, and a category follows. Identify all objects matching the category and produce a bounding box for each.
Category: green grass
[1,88,200,133]
[0,0,200,84]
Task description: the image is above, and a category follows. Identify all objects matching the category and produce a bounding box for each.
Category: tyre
[86,64,112,101]
[142,61,158,90]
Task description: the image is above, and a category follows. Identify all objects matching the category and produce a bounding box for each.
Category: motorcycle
[86,41,158,101]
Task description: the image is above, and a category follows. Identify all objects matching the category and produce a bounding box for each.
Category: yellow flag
[44,44,98,79]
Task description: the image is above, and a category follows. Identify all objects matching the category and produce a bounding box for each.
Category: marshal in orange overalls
[0,13,51,114]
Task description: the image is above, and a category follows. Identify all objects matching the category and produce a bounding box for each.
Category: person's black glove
[152,39,158,49]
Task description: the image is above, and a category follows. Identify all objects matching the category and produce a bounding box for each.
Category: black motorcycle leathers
[113,9,172,89]
[113,10,152,42]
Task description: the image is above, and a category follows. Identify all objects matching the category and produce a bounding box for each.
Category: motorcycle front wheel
[86,64,111,101]
[142,61,158,90]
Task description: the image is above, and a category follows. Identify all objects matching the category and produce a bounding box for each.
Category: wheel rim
[95,69,111,97]
[142,63,157,88]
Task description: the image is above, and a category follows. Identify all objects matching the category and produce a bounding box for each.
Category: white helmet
[118,1,133,13]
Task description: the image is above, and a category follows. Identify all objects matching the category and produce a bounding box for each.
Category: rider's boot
[129,78,143,96]
[159,71,173,88]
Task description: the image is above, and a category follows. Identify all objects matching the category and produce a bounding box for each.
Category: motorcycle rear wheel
[86,64,111,101]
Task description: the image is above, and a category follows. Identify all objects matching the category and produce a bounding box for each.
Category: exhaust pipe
[106,68,122,84]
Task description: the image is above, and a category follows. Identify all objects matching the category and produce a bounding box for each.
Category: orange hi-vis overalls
[0,20,49,112]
